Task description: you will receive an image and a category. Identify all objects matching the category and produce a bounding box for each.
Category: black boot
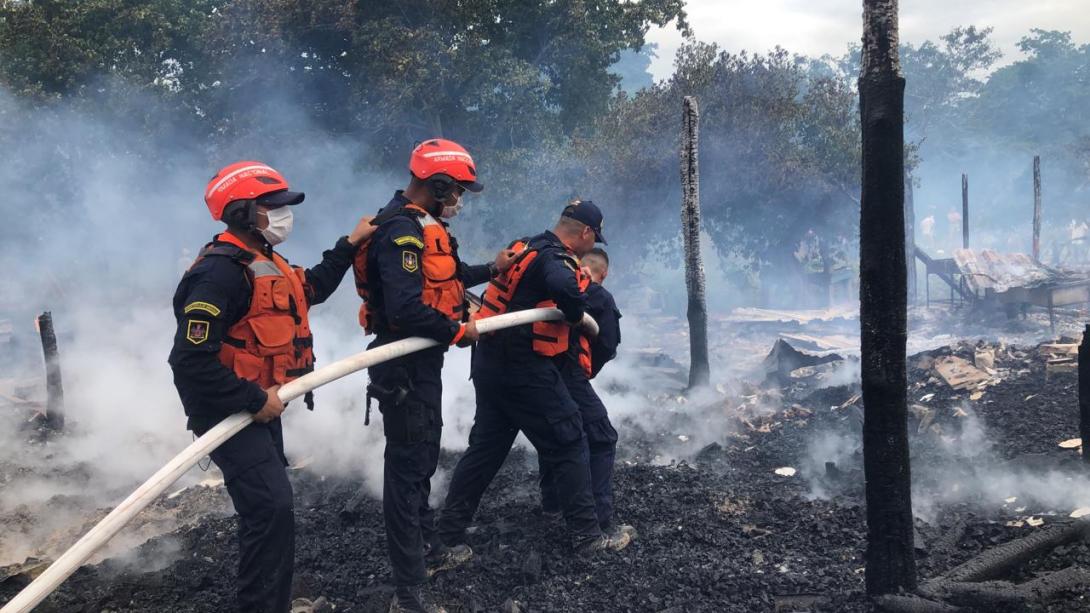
[574,530,632,557]
[389,584,446,613]
[425,543,473,576]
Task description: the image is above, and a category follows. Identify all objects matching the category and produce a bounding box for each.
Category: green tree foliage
[893,28,1090,234]
[840,26,1002,146]
[2,1,1087,299]
[0,0,215,99]
[0,0,687,156]
[974,30,1089,159]
[565,43,860,290]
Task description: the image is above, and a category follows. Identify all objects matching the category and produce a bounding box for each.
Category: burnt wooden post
[37,311,65,429]
[905,172,916,304]
[961,173,969,250]
[859,0,917,595]
[1080,325,1090,464]
[1033,155,1042,261]
[680,95,710,388]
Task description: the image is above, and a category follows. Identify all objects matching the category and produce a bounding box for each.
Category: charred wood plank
[874,593,962,613]
[922,579,1022,607]
[941,520,1090,583]
[1018,565,1090,601]
[921,567,1090,607]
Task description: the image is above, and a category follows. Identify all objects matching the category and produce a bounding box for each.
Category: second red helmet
[409,139,483,192]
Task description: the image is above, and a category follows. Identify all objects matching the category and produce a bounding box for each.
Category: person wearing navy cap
[560,198,607,244]
[536,242,634,543]
[438,199,631,558]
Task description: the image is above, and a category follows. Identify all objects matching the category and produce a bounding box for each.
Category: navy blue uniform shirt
[365,192,490,345]
[476,230,587,371]
[585,282,621,378]
[169,234,357,429]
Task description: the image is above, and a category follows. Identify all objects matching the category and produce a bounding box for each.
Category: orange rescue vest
[207,232,316,391]
[352,204,466,333]
[475,238,593,375]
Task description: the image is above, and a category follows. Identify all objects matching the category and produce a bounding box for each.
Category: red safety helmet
[204,161,305,220]
[409,139,483,192]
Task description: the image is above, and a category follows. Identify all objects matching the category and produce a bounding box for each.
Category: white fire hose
[2,307,597,613]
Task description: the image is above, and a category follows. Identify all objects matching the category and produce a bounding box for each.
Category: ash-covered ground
[3,306,1090,612]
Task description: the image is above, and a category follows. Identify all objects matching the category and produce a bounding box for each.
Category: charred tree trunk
[1081,324,1090,464]
[961,174,969,250]
[1033,155,1042,262]
[859,0,916,595]
[680,96,710,389]
[905,172,917,305]
[37,311,64,430]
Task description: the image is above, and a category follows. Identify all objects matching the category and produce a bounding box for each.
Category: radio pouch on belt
[365,366,439,443]
[365,377,411,426]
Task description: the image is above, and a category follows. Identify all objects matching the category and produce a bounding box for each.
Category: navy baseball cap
[562,199,607,244]
[256,189,305,208]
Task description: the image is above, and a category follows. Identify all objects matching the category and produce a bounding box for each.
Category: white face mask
[440,201,463,219]
[259,207,294,246]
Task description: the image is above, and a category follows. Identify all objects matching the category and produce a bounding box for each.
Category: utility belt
[366,364,441,444]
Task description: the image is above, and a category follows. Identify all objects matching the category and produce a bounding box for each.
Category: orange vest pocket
[272,353,293,384]
[232,352,266,383]
[247,316,295,356]
[269,278,293,311]
[422,253,457,281]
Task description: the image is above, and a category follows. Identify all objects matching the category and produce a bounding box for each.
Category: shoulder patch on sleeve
[393,235,425,249]
[186,319,210,345]
[183,301,221,317]
[401,250,419,273]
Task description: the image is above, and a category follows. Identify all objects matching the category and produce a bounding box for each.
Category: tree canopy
[0,1,1086,305]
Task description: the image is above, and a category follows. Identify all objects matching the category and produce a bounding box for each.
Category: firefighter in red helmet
[354,139,514,613]
[169,161,374,613]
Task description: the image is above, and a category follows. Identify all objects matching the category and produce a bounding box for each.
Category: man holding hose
[438,200,631,558]
[357,139,515,613]
[169,161,373,613]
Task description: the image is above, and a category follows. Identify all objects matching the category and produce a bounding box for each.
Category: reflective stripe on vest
[248,260,282,278]
[213,232,315,389]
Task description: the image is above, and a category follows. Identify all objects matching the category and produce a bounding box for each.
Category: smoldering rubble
[3,306,1090,612]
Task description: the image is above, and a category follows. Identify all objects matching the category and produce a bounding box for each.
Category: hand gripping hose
[1,308,597,613]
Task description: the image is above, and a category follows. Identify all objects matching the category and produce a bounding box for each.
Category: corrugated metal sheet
[953,249,1055,294]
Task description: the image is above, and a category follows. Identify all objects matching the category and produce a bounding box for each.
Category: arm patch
[393,235,425,249]
[183,301,222,317]
[186,319,210,344]
[402,250,419,273]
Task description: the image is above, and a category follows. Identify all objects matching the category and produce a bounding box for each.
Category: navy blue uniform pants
[439,361,601,545]
[369,344,445,588]
[539,366,618,530]
[198,419,294,613]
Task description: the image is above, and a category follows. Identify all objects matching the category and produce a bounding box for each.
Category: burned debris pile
[4,330,1090,611]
